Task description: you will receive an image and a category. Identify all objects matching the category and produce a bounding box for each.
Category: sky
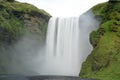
[16,0,108,17]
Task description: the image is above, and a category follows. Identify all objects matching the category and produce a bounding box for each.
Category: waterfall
[41,11,100,76]
[45,17,81,76]
[6,11,99,76]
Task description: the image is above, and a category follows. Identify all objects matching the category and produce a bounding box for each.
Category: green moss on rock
[80,1,120,80]
[0,0,51,44]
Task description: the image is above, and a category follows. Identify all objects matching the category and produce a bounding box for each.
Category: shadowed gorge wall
[80,1,120,80]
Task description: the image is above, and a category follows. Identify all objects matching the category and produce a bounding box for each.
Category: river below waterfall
[0,75,99,80]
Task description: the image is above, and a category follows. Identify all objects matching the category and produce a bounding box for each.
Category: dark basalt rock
[7,0,14,2]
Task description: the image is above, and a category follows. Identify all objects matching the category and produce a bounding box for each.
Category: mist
[5,33,45,75]
[78,10,100,62]
[0,10,100,76]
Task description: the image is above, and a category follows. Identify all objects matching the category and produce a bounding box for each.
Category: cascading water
[45,17,81,76]
[39,11,100,76]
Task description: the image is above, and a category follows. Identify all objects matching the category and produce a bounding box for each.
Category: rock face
[80,1,120,80]
[0,0,51,73]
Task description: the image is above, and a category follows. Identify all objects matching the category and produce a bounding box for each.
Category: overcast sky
[16,0,108,17]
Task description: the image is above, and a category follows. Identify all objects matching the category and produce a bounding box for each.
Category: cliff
[80,1,120,80]
[0,0,51,73]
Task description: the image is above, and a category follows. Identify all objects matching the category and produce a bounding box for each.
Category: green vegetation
[0,0,50,73]
[0,9,24,43]
[80,1,120,80]
[0,0,50,45]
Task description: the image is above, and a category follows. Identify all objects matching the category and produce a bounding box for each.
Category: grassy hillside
[80,1,120,80]
[0,0,51,73]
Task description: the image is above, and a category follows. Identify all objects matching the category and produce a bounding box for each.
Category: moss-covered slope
[0,0,51,73]
[80,1,120,80]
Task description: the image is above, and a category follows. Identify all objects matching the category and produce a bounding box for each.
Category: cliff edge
[80,1,120,80]
[0,0,51,73]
